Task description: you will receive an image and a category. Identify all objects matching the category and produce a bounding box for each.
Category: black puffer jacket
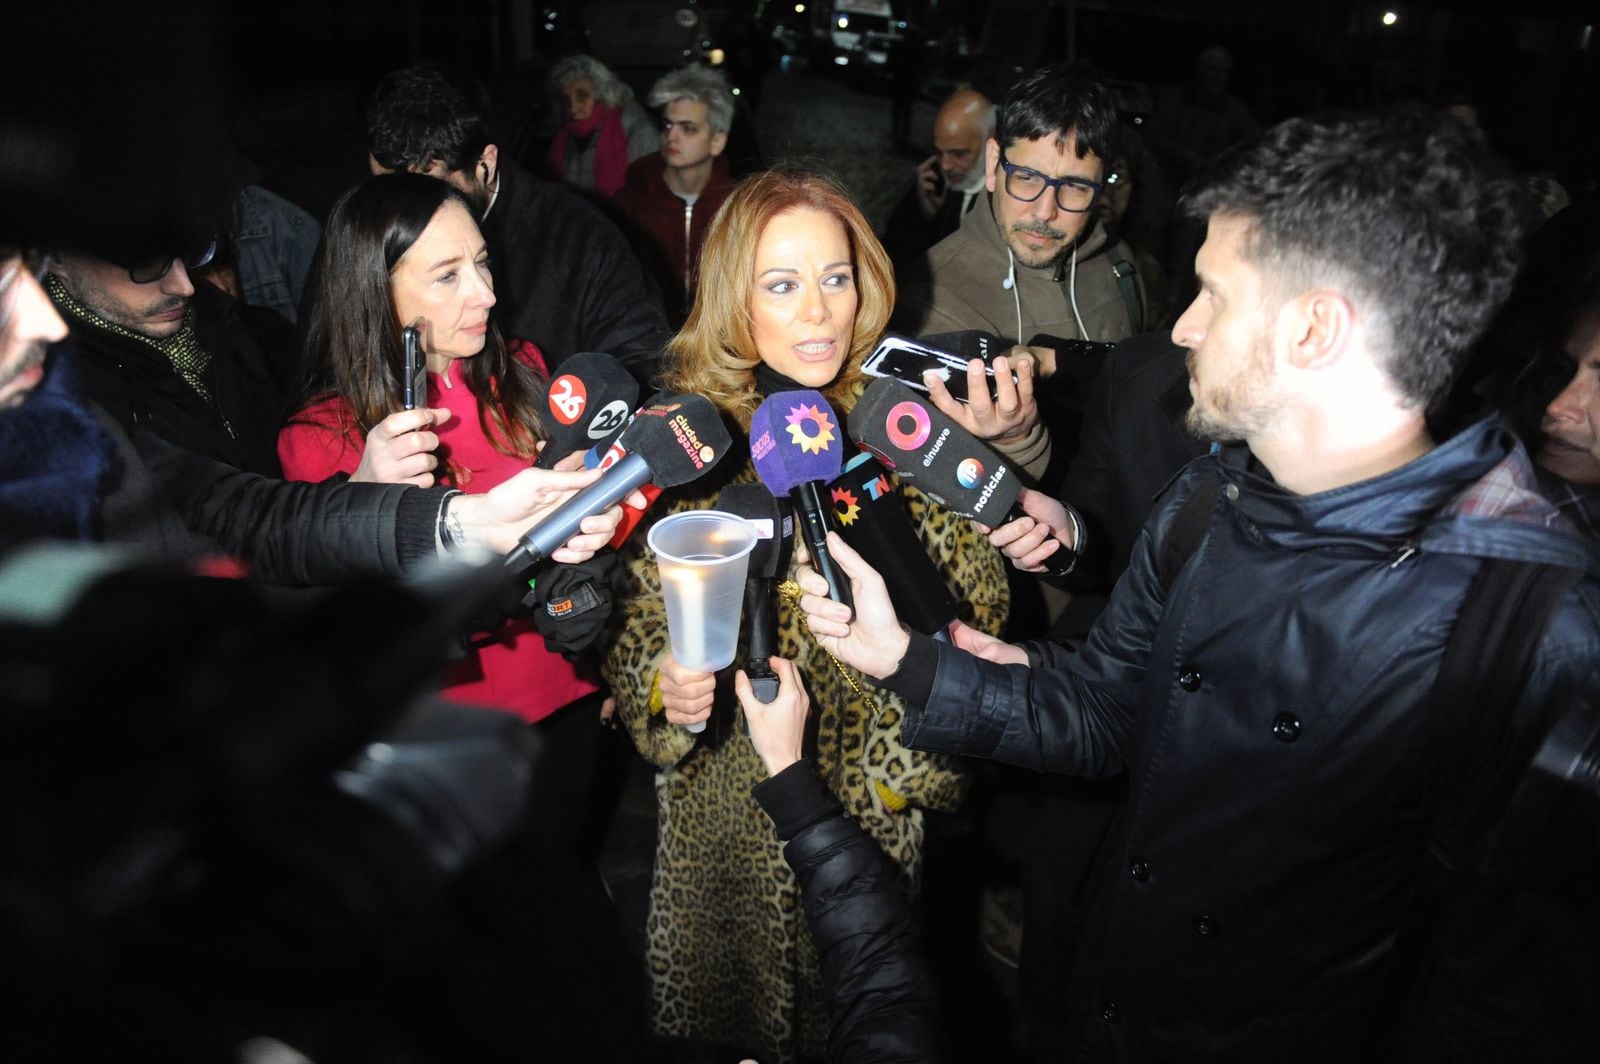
[753,763,946,1064]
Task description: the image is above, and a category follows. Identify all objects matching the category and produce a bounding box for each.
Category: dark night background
[54,0,1590,225]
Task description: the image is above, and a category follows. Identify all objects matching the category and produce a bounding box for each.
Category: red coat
[277,343,600,723]
[610,152,737,323]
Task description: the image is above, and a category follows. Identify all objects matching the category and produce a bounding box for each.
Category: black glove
[524,550,620,659]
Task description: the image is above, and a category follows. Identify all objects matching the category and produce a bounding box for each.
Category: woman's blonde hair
[662,168,895,428]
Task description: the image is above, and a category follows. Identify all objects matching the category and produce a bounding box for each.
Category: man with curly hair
[802,107,1600,1060]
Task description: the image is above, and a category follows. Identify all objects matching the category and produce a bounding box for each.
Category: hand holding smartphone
[402,317,426,410]
[862,334,1009,404]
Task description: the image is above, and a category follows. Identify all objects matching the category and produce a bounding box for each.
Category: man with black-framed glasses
[46,228,298,475]
[894,65,1148,481]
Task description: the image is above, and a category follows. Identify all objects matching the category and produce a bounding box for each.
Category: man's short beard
[1182,342,1278,444]
[1006,221,1071,269]
[0,340,48,408]
[949,165,986,195]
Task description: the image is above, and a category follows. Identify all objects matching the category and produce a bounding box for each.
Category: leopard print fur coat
[603,452,1009,1063]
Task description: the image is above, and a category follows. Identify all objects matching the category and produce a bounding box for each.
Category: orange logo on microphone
[785,402,836,455]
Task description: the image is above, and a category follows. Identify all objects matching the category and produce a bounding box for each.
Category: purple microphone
[749,390,853,612]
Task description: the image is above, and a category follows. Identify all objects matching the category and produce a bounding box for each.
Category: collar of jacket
[963,188,1112,276]
[620,152,734,209]
[52,279,240,382]
[1208,416,1557,553]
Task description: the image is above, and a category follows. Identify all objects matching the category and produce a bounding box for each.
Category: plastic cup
[648,510,758,732]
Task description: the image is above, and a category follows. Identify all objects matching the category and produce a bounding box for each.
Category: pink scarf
[547,102,630,197]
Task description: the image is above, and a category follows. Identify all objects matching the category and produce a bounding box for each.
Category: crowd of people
[2,15,1598,1064]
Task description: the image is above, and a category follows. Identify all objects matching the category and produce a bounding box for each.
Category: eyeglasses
[998,151,1103,213]
[125,236,219,285]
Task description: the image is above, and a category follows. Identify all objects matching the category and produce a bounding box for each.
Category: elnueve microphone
[534,351,639,469]
[749,390,853,612]
[504,391,731,570]
[848,377,1075,577]
[828,452,957,637]
[717,483,791,704]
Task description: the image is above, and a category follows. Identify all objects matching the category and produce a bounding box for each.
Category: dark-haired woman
[280,171,603,747]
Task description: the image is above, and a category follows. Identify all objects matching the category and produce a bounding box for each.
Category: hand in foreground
[451,465,645,561]
[352,407,451,486]
[922,350,1040,446]
[914,154,946,217]
[797,531,909,681]
[949,619,1029,666]
[660,653,715,729]
[976,487,1075,572]
[737,656,810,777]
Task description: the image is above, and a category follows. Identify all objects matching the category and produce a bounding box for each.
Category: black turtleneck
[752,361,809,398]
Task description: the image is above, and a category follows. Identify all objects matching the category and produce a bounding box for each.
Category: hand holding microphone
[795,531,910,682]
[504,391,732,570]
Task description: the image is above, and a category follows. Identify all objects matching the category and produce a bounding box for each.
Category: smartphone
[861,333,1011,404]
[401,319,426,410]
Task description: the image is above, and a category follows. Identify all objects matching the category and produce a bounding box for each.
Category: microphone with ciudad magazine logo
[504,391,731,571]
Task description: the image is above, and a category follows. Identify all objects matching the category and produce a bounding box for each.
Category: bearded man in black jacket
[47,236,296,476]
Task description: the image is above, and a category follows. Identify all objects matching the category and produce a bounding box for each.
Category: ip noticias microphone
[749,390,853,613]
[829,452,957,639]
[504,391,731,570]
[534,350,639,469]
[717,483,792,704]
[848,377,1076,578]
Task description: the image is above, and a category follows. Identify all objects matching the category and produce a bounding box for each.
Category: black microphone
[717,483,792,704]
[829,452,957,638]
[749,390,853,612]
[504,391,731,570]
[533,351,639,469]
[848,377,1075,577]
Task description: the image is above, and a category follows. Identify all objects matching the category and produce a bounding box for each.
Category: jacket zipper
[683,200,694,299]
[1389,539,1419,568]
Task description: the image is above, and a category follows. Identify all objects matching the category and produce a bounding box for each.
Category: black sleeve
[136,429,450,586]
[568,201,672,392]
[760,763,948,1064]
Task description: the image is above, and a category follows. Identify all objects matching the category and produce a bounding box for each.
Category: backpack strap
[1106,243,1147,335]
[1428,558,1584,870]
[1155,473,1220,595]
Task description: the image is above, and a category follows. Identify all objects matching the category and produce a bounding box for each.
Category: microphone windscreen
[830,453,957,635]
[848,377,1020,523]
[717,483,786,580]
[918,330,1001,364]
[534,351,640,469]
[615,391,732,487]
[749,390,849,496]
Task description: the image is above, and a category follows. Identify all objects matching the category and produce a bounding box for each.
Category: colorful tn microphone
[749,390,853,612]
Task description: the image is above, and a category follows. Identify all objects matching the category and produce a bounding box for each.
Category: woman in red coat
[280,172,612,857]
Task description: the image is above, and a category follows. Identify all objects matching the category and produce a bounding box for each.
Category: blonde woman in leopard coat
[603,170,1009,1063]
